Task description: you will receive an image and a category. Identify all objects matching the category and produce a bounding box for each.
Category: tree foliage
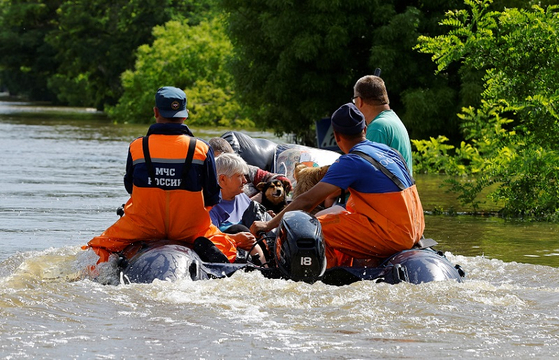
[416,0,559,220]
[220,0,466,144]
[107,18,252,128]
[46,0,210,109]
[0,0,61,101]
[3,0,559,161]
[0,0,213,107]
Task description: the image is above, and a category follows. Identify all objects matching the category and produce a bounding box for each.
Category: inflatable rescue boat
[119,211,465,285]
[117,132,465,285]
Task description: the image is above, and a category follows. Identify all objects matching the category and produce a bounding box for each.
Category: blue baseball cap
[331,103,365,135]
[155,86,189,118]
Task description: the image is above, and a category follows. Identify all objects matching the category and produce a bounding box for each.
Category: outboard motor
[275,211,326,283]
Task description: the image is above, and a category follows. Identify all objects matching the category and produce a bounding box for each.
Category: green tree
[220,0,472,144]
[416,0,559,219]
[0,0,61,101]
[369,1,467,142]
[108,18,252,128]
[45,0,212,109]
[0,0,214,107]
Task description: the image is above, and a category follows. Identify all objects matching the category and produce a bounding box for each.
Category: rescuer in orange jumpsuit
[250,103,424,268]
[86,86,256,263]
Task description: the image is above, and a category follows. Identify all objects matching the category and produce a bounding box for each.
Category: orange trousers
[86,200,237,264]
[317,186,424,268]
[318,210,419,268]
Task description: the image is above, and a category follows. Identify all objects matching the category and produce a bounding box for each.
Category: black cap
[331,103,365,135]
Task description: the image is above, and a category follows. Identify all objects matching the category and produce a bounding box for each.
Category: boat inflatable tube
[221,131,278,171]
[119,241,464,285]
[122,244,205,283]
[118,212,465,285]
[121,243,248,284]
[321,248,465,286]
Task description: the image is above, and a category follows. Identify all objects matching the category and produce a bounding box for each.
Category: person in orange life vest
[85,86,256,264]
[250,103,424,268]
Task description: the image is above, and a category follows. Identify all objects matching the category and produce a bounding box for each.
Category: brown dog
[256,179,289,214]
[292,163,330,199]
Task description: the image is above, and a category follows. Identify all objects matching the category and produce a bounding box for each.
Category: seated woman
[210,153,271,264]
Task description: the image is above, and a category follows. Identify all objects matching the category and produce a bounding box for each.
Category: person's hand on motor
[250,220,270,237]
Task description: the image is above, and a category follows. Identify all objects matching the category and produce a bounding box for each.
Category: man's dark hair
[354,75,389,105]
[335,130,365,141]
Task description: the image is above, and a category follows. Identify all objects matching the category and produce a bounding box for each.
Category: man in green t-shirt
[352,75,413,175]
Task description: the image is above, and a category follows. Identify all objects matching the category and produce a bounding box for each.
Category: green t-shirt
[366,110,413,175]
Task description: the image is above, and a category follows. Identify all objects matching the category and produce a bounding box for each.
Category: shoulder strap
[350,150,408,191]
[142,135,156,185]
[181,136,197,188]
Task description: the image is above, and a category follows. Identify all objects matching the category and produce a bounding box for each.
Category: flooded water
[1,101,558,358]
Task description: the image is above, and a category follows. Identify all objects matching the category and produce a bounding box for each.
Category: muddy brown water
[1,101,557,358]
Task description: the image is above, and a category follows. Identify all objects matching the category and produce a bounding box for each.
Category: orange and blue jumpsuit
[86,123,237,263]
[317,140,424,268]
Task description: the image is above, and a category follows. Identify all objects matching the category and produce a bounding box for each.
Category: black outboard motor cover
[221,131,278,171]
[275,211,326,283]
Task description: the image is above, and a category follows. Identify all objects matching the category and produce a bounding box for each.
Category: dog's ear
[256,182,268,191]
[293,162,306,181]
